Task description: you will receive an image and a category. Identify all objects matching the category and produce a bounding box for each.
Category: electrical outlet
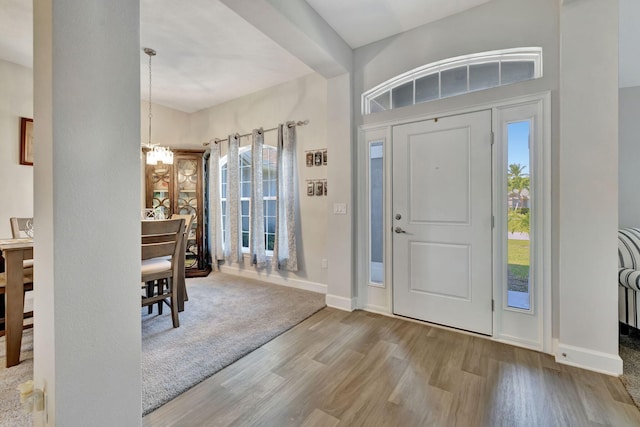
[321,259,328,269]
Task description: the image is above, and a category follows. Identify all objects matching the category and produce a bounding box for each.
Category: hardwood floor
[143,308,640,427]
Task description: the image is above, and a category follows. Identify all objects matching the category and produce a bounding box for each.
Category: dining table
[0,237,33,368]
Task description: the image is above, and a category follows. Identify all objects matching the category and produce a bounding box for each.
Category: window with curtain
[220,145,277,252]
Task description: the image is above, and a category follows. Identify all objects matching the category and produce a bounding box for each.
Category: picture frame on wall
[306,152,314,167]
[20,117,33,166]
[323,149,327,165]
[314,151,322,166]
[307,181,315,196]
[315,180,324,196]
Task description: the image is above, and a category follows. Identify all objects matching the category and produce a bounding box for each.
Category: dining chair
[10,217,33,239]
[145,214,194,315]
[170,213,195,303]
[0,268,34,337]
[9,217,34,270]
[141,218,184,328]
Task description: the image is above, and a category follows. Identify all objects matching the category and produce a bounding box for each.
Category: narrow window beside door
[370,141,384,285]
[506,121,531,310]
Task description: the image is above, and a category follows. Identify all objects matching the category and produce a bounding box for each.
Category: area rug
[0,329,33,427]
[620,328,640,407]
[0,273,325,422]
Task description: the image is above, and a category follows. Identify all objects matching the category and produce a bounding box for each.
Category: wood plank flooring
[142,308,640,427]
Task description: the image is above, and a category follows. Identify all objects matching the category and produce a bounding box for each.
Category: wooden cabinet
[145,149,210,277]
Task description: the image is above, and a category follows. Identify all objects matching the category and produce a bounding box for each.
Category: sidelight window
[506,121,531,310]
[369,141,384,285]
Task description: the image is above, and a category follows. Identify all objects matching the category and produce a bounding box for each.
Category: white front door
[392,110,493,335]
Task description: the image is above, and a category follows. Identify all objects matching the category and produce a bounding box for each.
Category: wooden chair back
[141,218,184,328]
[171,213,195,236]
[141,218,184,261]
[10,217,33,239]
[169,214,195,303]
[170,213,195,259]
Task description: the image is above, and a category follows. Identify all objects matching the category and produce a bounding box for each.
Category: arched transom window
[362,47,542,115]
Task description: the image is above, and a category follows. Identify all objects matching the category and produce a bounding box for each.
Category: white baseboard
[218,265,327,294]
[494,334,543,353]
[326,294,356,311]
[362,304,391,315]
[555,342,623,376]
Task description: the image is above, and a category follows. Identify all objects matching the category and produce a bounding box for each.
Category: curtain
[273,122,298,271]
[250,128,267,268]
[225,134,242,264]
[208,141,223,269]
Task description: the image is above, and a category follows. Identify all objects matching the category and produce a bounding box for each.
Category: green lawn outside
[508,238,530,281]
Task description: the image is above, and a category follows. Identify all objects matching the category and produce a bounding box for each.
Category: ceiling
[1,0,639,113]
[306,0,491,49]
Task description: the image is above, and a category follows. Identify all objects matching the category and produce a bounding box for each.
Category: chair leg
[170,278,179,328]
[0,293,4,332]
[620,322,630,335]
[157,279,166,315]
[146,282,155,314]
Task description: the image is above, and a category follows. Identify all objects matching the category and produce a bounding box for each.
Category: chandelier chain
[148,49,153,146]
[143,47,172,165]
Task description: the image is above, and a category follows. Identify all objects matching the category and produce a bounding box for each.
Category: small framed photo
[322,149,327,165]
[323,180,327,196]
[307,181,315,196]
[306,152,314,167]
[315,181,324,196]
[20,117,33,166]
[314,151,322,166]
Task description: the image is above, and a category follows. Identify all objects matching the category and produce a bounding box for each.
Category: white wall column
[618,86,640,228]
[33,1,142,425]
[558,0,621,374]
[326,74,355,310]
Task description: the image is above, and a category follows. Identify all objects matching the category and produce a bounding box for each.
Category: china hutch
[145,149,210,277]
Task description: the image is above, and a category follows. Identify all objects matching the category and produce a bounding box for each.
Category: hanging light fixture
[143,47,173,165]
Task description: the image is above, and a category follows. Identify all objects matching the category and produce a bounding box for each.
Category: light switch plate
[333,203,347,214]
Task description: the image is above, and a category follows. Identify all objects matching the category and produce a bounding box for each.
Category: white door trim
[357,92,552,354]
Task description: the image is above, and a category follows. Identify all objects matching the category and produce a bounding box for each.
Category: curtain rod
[202,119,309,146]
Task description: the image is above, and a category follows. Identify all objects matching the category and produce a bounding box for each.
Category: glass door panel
[506,121,531,310]
[369,141,384,285]
[177,158,199,269]
[151,164,172,219]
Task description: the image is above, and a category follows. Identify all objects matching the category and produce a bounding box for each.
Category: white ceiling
[305,0,491,49]
[0,0,31,68]
[1,0,639,112]
[139,0,313,113]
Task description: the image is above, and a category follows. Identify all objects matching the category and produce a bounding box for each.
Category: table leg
[5,250,24,368]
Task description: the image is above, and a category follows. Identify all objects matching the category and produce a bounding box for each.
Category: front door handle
[394,226,406,234]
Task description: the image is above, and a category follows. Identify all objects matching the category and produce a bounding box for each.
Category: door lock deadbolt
[395,213,402,220]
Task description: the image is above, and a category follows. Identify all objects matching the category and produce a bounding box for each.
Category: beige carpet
[0,329,32,427]
[0,273,325,423]
[620,328,640,407]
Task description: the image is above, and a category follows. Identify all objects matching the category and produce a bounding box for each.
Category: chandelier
[143,47,173,165]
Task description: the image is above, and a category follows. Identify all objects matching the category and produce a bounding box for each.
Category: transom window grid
[362,48,542,115]
[220,145,277,253]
